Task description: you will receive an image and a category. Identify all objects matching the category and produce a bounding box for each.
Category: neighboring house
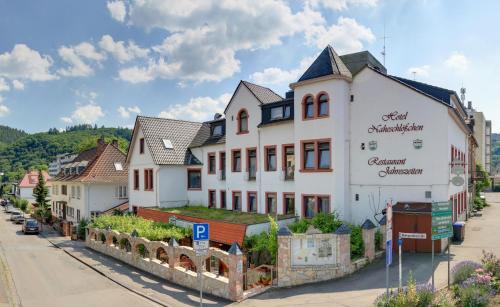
[127,45,473,225]
[48,153,77,177]
[17,170,51,204]
[51,137,128,224]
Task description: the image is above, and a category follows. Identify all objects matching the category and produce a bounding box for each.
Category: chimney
[111,139,118,147]
[468,101,472,109]
[96,136,106,151]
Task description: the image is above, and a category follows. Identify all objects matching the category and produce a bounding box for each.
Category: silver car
[9,211,21,221]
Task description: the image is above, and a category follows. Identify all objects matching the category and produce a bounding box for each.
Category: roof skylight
[162,139,173,149]
[114,162,123,171]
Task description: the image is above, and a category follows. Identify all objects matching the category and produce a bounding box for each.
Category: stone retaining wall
[277,220,381,287]
[86,228,244,301]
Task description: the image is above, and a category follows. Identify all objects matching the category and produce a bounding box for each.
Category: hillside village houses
[127,45,474,231]
[50,137,128,223]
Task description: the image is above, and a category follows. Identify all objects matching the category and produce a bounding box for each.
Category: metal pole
[386,262,389,299]
[398,238,402,289]
[448,238,451,288]
[431,240,435,291]
[199,256,203,307]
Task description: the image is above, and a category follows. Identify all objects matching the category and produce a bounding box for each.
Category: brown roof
[19,171,51,188]
[53,141,128,184]
[103,201,129,215]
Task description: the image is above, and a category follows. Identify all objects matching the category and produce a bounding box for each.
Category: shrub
[458,285,491,307]
[451,261,482,284]
[244,216,278,265]
[374,273,434,307]
[375,230,383,251]
[77,218,89,240]
[287,219,310,233]
[310,212,342,233]
[481,250,500,278]
[350,225,364,260]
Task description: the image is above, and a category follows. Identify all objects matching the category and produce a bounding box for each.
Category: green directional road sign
[431,201,453,240]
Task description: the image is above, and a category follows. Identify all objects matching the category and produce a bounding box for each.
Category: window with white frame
[115,185,128,199]
[76,186,81,199]
[71,186,75,198]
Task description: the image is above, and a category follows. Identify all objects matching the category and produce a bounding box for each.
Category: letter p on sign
[193,223,209,241]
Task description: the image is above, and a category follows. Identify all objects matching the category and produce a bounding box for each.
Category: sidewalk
[40,228,228,307]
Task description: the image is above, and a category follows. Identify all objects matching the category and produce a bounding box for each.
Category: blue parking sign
[193,223,209,241]
[386,240,392,266]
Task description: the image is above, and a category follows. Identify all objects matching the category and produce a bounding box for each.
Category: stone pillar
[228,242,244,301]
[361,219,376,261]
[277,227,292,287]
[168,238,179,267]
[335,224,351,273]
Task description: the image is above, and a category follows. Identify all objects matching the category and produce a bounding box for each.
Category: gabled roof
[52,141,128,184]
[19,171,51,188]
[131,116,203,165]
[298,45,352,82]
[224,80,283,114]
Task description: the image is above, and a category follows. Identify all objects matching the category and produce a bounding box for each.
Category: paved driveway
[236,193,500,307]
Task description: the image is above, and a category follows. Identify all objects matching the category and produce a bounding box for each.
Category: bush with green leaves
[457,285,491,307]
[243,216,278,265]
[91,215,191,241]
[287,212,342,234]
[375,230,383,251]
[350,225,364,260]
[451,261,481,284]
[77,218,89,240]
[374,273,434,307]
[287,218,310,233]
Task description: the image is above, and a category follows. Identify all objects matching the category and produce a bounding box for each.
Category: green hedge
[91,215,191,241]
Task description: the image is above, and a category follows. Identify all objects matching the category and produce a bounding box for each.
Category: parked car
[22,219,40,234]
[9,211,21,221]
[13,215,25,224]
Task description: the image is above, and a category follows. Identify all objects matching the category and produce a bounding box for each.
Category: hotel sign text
[368,111,424,135]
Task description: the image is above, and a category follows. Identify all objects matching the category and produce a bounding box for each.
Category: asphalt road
[0,210,158,307]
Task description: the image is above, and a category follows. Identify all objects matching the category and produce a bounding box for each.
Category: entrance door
[62,202,67,220]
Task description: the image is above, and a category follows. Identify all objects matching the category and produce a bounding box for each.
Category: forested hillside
[0,124,132,183]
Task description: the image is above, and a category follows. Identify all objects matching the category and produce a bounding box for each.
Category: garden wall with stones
[276,219,384,287]
[86,228,245,301]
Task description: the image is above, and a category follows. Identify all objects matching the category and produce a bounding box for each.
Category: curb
[41,233,166,307]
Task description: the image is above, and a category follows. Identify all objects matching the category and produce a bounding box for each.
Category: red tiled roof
[137,208,247,246]
[19,171,51,188]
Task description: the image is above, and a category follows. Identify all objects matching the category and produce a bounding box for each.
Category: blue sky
[0,0,499,132]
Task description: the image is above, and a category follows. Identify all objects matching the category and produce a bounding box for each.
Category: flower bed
[91,215,191,241]
[374,250,500,306]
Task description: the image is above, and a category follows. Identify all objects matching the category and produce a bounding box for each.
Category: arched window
[303,95,314,119]
[317,93,329,117]
[237,109,249,134]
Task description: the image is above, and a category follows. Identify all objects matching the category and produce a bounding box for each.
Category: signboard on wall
[290,235,337,267]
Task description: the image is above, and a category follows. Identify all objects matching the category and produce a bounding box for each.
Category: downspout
[155,167,160,208]
[257,128,262,213]
[347,83,353,222]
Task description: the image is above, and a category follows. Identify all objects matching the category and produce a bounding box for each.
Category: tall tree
[33,169,50,227]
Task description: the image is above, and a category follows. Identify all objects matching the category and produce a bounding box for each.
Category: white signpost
[193,223,209,307]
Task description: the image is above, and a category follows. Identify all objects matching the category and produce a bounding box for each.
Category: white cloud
[250,56,316,86]
[12,80,24,90]
[0,96,8,117]
[305,16,375,53]
[0,78,9,92]
[117,105,141,118]
[107,0,127,22]
[118,0,324,83]
[159,93,231,122]
[60,116,73,124]
[308,0,378,11]
[63,103,105,124]
[445,52,468,73]
[58,42,105,77]
[99,35,149,63]
[0,44,57,81]
[407,65,430,78]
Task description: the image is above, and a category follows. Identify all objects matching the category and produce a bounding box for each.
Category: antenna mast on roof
[380,23,389,67]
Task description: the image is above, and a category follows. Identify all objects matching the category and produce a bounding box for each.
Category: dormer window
[270,104,291,121]
[237,109,249,134]
[211,124,223,136]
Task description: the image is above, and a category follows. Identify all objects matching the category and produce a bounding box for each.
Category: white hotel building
[127,45,471,224]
